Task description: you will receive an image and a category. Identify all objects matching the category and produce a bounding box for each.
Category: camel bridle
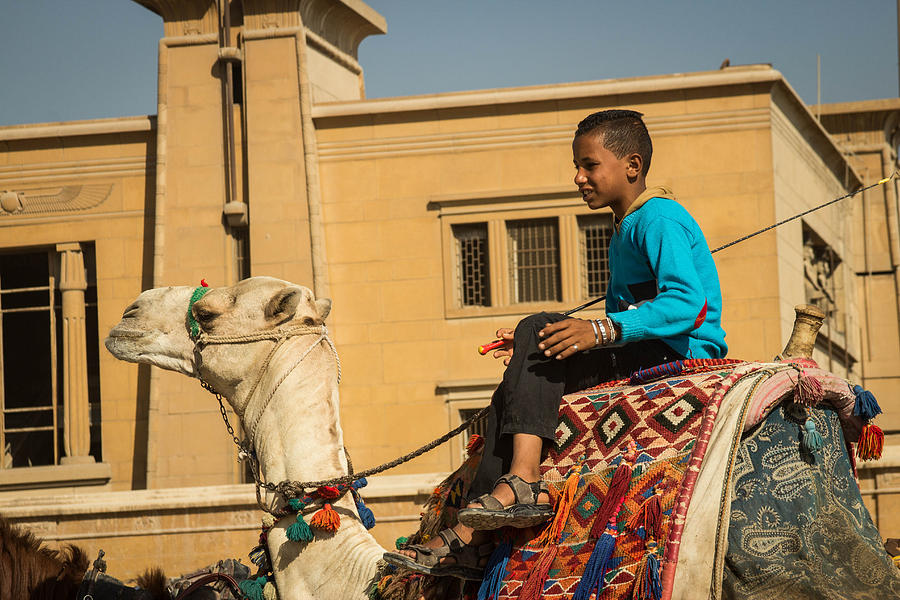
[187,285,487,513]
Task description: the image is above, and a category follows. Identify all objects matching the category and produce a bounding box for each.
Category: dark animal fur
[0,513,89,600]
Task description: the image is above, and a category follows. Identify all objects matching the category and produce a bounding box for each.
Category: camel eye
[194,307,216,323]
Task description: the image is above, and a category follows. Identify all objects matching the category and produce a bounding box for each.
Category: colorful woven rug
[490,360,748,600]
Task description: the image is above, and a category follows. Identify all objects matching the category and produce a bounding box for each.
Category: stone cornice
[312,65,781,118]
[299,0,386,58]
[0,116,154,142]
[131,0,218,37]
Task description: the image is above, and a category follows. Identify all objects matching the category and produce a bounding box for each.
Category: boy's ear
[625,152,643,178]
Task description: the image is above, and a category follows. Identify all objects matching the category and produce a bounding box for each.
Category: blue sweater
[606,191,727,359]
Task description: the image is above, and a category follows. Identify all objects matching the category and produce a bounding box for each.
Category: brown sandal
[457,474,553,530]
[382,528,493,580]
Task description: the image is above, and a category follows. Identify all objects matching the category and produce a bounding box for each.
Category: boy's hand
[492,328,515,366]
[538,318,596,360]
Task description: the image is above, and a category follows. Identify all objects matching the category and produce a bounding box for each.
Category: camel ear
[265,287,303,324]
[315,298,332,321]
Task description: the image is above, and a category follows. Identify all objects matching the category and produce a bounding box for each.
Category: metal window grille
[507,218,560,303]
[0,248,102,469]
[579,214,614,299]
[453,223,490,307]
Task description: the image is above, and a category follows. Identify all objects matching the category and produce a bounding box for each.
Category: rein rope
[188,288,487,510]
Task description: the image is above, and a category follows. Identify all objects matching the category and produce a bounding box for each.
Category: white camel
[105,277,384,600]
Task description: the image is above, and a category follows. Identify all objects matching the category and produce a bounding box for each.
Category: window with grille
[453,223,490,307]
[0,248,101,469]
[579,214,614,299]
[507,218,560,303]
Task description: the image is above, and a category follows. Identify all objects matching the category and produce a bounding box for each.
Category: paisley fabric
[724,402,900,599]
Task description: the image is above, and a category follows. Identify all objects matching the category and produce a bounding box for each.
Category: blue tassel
[477,538,512,600]
[286,512,314,543]
[853,385,882,421]
[572,530,617,600]
[802,418,823,453]
[354,493,377,529]
[352,477,368,490]
[635,551,662,600]
[239,577,266,600]
[249,544,270,570]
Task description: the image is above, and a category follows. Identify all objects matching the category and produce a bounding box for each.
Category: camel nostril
[122,303,140,319]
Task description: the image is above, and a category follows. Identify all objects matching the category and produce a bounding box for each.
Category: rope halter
[186,285,342,445]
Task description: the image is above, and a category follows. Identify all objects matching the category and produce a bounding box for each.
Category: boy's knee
[515,312,565,337]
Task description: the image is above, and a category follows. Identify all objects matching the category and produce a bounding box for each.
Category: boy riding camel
[384,109,727,579]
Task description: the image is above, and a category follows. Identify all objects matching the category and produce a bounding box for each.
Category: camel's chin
[105,333,196,376]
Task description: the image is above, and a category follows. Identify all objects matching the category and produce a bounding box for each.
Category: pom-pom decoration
[310,503,341,532]
[801,418,824,453]
[853,385,883,421]
[794,371,823,407]
[858,423,884,461]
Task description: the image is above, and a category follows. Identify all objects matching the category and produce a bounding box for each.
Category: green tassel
[286,513,314,543]
[802,418,823,452]
[395,536,409,549]
[239,577,266,600]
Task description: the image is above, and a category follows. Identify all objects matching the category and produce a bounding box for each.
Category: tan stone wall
[314,73,805,477]
[0,118,154,492]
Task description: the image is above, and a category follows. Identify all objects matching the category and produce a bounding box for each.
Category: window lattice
[453,223,490,307]
[507,218,560,303]
[579,214,614,299]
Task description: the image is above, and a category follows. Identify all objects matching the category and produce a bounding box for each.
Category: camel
[105,277,385,600]
[105,277,900,600]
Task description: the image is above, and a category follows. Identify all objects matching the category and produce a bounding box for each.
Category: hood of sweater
[614,185,676,232]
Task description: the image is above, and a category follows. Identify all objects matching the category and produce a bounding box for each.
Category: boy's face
[572,132,634,216]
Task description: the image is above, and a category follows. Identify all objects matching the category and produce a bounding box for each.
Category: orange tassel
[310,503,341,532]
[857,423,884,461]
[534,467,579,548]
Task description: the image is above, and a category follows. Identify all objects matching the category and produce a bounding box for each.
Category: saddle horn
[779,304,826,360]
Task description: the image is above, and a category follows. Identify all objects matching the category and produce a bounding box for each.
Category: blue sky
[0,0,896,126]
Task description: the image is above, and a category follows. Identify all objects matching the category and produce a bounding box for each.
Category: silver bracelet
[597,319,608,345]
[590,319,600,347]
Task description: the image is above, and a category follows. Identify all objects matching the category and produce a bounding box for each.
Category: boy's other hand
[492,328,515,366]
[538,318,596,360]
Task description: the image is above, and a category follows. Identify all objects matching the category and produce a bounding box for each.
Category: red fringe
[795,370,823,407]
[589,461,633,538]
[316,485,341,499]
[627,492,662,539]
[466,434,484,456]
[857,423,884,461]
[518,544,558,600]
[310,503,341,531]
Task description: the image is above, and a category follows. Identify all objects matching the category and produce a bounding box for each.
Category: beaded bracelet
[597,318,609,345]
[605,317,618,343]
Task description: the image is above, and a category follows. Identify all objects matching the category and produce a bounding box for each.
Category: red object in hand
[478,339,506,355]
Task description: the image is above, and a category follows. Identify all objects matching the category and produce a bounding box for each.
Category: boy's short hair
[575,110,652,176]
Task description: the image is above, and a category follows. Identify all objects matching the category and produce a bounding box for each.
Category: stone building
[0,0,898,579]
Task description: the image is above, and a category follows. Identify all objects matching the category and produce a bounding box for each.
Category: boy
[384,109,727,579]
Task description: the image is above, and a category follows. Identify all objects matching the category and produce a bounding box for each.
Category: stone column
[56,242,94,465]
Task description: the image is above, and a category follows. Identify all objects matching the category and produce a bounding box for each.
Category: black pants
[467,312,683,501]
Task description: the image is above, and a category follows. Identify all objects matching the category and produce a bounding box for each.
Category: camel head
[105,277,332,397]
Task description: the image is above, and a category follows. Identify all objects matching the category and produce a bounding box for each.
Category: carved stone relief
[0,184,112,217]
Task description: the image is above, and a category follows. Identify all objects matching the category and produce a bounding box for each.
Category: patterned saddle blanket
[477,358,900,600]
